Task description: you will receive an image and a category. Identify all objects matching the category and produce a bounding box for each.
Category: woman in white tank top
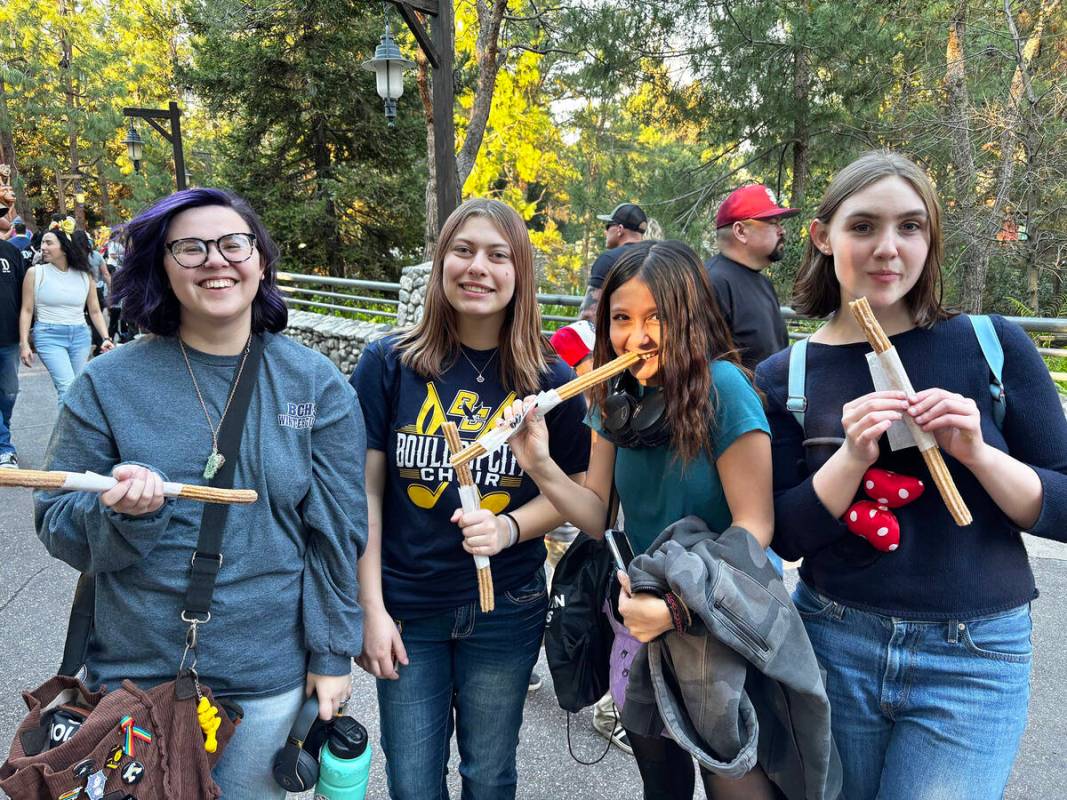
[18,229,114,404]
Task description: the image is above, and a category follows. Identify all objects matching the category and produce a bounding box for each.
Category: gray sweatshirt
[35,333,367,697]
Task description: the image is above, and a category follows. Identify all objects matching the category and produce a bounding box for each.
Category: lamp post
[370,1,461,233]
[122,122,144,172]
[121,102,187,191]
[362,23,415,125]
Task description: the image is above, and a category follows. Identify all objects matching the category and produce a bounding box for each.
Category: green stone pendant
[203,449,225,480]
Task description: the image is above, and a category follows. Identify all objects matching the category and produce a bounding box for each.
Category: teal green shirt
[591,361,770,555]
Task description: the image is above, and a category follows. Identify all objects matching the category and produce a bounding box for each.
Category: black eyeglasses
[604,222,619,231]
[165,233,257,269]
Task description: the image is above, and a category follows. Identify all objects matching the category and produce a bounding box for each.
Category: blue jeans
[0,343,19,453]
[793,580,1031,800]
[33,322,91,406]
[377,569,548,800]
[211,683,305,799]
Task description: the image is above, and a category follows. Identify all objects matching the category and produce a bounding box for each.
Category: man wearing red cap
[705,184,799,370]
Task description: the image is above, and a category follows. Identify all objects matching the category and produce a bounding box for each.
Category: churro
[848,297,972,525]
[443,422,495,612]
[450,349,655,468]
[0,468,259,504]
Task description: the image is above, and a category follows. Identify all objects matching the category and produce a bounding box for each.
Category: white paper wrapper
[457,485,491,569]
[532,389,563,417]
[866,348,937,452]
[60,471,184,497]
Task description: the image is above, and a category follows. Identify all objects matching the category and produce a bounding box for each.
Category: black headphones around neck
[601,371,670,449]
[272,697,368,792]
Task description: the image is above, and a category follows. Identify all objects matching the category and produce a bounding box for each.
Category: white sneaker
[592,703,633,755]
[0,452,17,469]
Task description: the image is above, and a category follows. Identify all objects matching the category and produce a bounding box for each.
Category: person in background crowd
[19,228,114,404]
[0,234,27,467]
[580,203,648,323]
[8,218,31,256]
[72,229,112,355]
[755,150,1067,799]
[352,198,590,800]
[705,185,799,371]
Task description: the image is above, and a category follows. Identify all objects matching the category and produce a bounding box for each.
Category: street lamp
[361,22,414,125]
[122,122,144,171]
[374,1,461,233]
[121,102,187,191]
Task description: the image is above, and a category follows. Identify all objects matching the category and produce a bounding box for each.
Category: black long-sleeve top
[755,314,1067,619]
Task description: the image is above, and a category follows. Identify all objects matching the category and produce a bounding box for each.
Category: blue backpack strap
[786,338,809,430]
[969,315,1005,430]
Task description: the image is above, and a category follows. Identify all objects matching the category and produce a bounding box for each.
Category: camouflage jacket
[621,517,842,800]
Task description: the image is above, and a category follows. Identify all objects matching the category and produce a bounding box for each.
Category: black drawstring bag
[544,486,618,714]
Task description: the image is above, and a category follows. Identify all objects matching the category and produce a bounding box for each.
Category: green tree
[182,0,427,279]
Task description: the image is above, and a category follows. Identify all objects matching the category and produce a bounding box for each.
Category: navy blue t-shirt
[352,336,591,618]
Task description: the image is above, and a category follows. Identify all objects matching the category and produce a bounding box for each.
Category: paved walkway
[1,361,1065,798]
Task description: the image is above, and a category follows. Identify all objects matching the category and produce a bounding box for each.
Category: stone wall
[396,262,432,327]
[283,262,432,373]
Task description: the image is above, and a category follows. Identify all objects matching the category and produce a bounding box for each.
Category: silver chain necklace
[178,335,252,479]
[459,347,498,384]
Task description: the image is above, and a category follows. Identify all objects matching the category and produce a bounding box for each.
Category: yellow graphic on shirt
[399,382,524,510]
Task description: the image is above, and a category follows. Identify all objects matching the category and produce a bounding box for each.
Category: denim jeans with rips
[793,579,1031,800]
[376,568,548,800]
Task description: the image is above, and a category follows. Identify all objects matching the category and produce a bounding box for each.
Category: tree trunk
[944,1,985,313]
[0,77,31,222]
[311,114,343,277]
[454,0,508,186]
[791,42,809,209]
[99,170,112,226]
[417,54,437,258]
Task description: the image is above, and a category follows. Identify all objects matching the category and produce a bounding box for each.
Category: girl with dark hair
[71,229,112,354]
[754,151,1067,798]
[18,228,114,404]
[34,188,367,798]
[351,197,590,799]
[509,240,779,799]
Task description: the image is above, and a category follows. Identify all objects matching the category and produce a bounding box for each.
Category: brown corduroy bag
[0,674,237,799]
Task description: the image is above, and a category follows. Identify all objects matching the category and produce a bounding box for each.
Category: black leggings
[626,729,781,800]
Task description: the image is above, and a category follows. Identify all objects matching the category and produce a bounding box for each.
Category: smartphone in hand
[604,528,635,572]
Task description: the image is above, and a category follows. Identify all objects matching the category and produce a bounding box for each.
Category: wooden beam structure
[386,0,460,232]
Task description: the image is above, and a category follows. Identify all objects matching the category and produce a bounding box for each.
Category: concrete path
[1,362,1064,798]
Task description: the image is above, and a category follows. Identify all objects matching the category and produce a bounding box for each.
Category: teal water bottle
[314,716,371,800]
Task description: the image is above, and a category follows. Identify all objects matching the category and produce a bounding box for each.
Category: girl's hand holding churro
[450,507,512,556]
[841,390,909,467]
[499,396,552,475]
[101,464,166,517]
[908,388,985,467]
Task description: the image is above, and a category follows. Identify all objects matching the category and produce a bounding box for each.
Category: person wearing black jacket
[0,237,26,467]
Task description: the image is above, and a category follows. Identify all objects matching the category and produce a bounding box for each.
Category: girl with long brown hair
[351,198,589,799]
[755,150,1067,798]
[509,240,779,799]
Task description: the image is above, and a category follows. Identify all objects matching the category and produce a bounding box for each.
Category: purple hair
[111,187,288,335]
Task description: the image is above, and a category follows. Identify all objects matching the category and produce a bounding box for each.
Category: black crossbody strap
[181,333,264,621]
[58,334,265,676]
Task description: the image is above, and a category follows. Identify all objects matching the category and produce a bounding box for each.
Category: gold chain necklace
[178,335,252,479]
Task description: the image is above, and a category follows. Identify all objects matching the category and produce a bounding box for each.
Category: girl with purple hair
[33,188,368,798]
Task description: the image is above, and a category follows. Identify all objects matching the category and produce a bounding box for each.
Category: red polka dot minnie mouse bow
[844,468,925,552]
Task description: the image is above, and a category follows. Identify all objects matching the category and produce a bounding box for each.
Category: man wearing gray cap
[579,203,647,322]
